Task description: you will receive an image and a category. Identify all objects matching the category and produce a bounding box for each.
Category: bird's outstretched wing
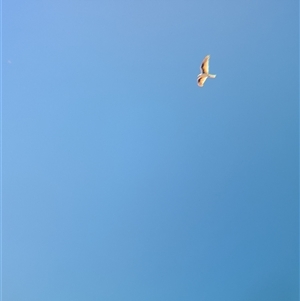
[201,55,210,74]
[197,76,207,87]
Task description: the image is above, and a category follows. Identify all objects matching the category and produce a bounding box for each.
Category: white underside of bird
[197,55,216,87]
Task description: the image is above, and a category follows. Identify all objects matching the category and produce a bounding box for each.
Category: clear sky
[3,0,299,300]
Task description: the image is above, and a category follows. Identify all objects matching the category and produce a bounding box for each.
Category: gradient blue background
[3,1,299,300]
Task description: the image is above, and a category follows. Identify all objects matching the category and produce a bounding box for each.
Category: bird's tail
[208,74,216,78]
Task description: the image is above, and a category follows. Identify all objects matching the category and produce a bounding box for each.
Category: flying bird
[197,55,216,87]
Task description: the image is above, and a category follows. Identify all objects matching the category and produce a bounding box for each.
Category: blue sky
[3,0,299,300]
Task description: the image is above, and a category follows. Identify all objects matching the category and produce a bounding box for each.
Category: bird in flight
[197,55,216,87]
